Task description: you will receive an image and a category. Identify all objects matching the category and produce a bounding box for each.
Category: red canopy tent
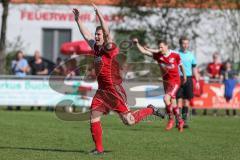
[60,40,94,55]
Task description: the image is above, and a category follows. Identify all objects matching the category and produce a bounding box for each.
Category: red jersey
[153,51,181,84]
[207,62,222,78]
[93,43,122,89]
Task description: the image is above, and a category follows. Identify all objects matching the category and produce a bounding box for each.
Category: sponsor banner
[1,77,239,109]
[0,78,165,108]
[192,83,240,109]
[0,78,90,107]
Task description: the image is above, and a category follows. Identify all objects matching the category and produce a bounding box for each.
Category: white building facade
[1,3,239,64]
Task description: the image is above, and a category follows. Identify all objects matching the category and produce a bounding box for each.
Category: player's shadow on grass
[0,146,87,153]
[0,146,112,154]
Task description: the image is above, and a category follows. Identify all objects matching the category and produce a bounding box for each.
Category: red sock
[173,106,181,120]
[90,121,103,152]
[132,108,153,124]
[166,104,174,119]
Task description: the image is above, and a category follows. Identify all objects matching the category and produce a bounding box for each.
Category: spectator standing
[11,50,30,77]
[204,53,222,116]
[30,51,48,110]
[65,57,80,78]
[31,50,48,75]
[220,61,238,116]
[207,52,222,79]
[52,57,66,75]
[10,50,30,110]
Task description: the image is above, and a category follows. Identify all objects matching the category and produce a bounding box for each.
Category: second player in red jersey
[153,51,181,83]
[152,51,181,98]
[134,38,187,132]
[152,51,182,99]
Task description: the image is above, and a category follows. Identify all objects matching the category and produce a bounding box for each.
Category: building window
[42,28,71,62]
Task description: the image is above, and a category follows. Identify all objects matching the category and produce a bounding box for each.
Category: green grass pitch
[0,110,240,160]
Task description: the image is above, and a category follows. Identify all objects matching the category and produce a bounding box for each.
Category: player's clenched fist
[132,38,139,44]
[72,8,80,21]
[92,3,99,14]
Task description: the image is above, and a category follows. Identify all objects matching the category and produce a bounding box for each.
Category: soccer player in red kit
[133,38,187,132]
[73,4,164,155]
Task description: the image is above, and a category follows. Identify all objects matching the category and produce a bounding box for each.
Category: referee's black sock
[182,106,188,122]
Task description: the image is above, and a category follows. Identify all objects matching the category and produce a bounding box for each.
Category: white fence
[0,75,165,108]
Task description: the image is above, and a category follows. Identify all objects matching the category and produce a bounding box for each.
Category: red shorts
[91,85,130,114]
[163,81,180,98]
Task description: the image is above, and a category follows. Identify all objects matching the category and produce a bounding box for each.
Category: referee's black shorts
[176,76,194,100]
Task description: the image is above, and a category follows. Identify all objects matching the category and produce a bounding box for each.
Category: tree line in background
[0,0,9,74]
[116,0,240,69]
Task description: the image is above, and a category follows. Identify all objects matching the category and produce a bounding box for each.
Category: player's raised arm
[92,3,112,45]
[144,47,160,54]
[73,8,95,49]
[132,38,153,57]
